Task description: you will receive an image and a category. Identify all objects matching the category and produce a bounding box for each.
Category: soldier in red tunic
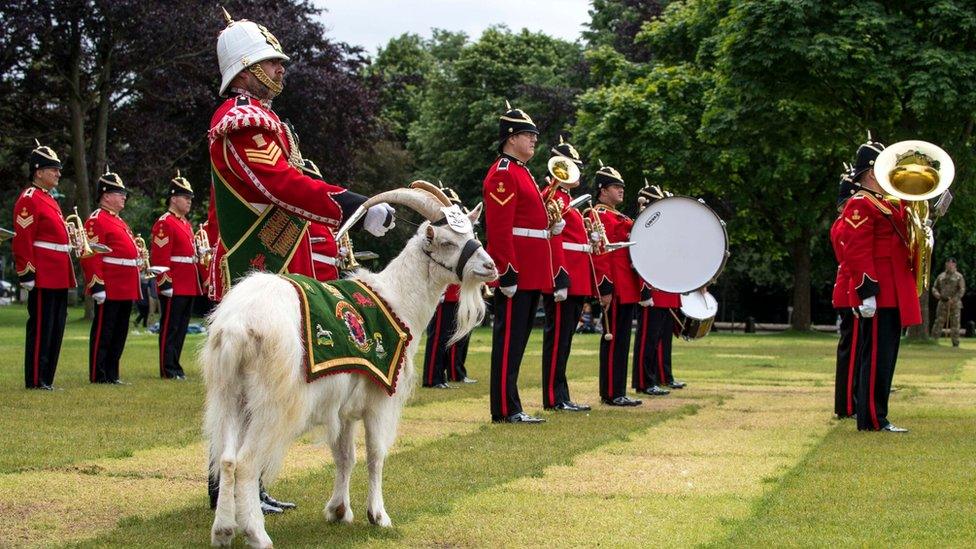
[483,103,554,423]
[150,171,203,379]
[831,164,860,419]
[12,141,76,390]
[591,165,643,407]
[206,12,394,302]
[540,137,591,412]
[82,172,141,384]
[423,186,477,388]
[299,160,341,282]
[842,137,919,432]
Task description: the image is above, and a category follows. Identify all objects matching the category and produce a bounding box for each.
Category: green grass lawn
[1,303,974,547]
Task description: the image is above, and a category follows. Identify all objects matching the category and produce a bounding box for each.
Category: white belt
[103,257,140,267]
[563,242,592,253]
[312,253,338,266]
[512,227,549,239]
[170,256,196,264]
[34,241,72,253]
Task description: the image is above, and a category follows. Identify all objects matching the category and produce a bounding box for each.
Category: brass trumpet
[582,206,611,255]
[544,156,581,228]
[195,224,213,269]
[337,232,359,271]
[134,234,155,279]
[65,208,98,258]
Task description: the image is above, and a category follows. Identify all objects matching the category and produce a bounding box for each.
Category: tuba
[544,156,581,228]
[874,140,955,296]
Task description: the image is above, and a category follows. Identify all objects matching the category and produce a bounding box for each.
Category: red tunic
[482,155,556,292]
[11,186,76,289]
[651,289,681,308]
[444,284,461,303]
[829,215,853,308]
[150,211,203,297]
[309,221,340,282]
[81,208,141,301]
[842,191,921,327]
[546,185,594,297]
[592,204,641,304]
[206,95,353,299]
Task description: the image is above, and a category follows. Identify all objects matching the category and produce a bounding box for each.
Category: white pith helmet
[216,8,290,95]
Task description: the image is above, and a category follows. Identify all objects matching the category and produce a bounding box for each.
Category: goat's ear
[424,224,435,243]
[468,202,483,224]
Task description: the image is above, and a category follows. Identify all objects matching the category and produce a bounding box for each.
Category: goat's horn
[410,180,452,206]
[335,187,445,239]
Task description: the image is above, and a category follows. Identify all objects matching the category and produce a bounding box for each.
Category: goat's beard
[448,277,486,346]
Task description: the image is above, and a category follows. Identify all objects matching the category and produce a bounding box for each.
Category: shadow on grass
[71,404,697,548]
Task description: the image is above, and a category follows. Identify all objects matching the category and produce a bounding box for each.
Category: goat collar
[424,237,482,281]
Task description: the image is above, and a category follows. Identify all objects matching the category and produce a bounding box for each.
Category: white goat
[202,185,497,548]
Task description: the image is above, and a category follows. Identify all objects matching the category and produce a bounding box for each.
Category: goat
[202,184,498,547]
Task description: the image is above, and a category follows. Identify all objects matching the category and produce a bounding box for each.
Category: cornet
[195,224,213,269]
[64,208,108,258]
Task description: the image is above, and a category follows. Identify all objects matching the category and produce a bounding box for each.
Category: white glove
[499,285,517,298]
[92,291,107,305]
[338,246,349,257]
[858,296,877,318]
[21,280,35,291]
[160,288,174,297]
[639,298,654,307]
[554,288,568,302]
[550,219,566,236]
[364,203,396,236]
[589,231,601,243]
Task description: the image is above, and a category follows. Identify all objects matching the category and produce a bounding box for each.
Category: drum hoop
[631,196,730,293]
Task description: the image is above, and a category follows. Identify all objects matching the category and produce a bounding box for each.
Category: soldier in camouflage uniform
[931,258,965,347]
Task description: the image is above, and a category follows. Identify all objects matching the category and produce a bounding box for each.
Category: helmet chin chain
[248,64,283,97]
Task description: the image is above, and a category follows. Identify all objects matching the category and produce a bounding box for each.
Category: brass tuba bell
[874,140,955,296]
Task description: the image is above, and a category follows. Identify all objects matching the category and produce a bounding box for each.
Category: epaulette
[208,102,281,144]
[158,212,171,222]
[22,187,36,198]
[497,158,510,171]
[89,209,101,219]
[852,190,892,215]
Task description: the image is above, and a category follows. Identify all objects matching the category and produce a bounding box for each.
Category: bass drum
[630,196,729,293]
[673,290,718,340]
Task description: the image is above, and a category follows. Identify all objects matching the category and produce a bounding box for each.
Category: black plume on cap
[853,132,885,179]
[497,100,539,152]
[551,135,583,166]
[29,139,62,173]
[97,170,127,197]
[594,161,625,190]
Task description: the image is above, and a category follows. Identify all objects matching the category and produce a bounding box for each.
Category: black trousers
[834,308,859,418]
[599,298,635,400]
[632,306,674,390]
[490,290,540,419]
[541,295,583,407]
[90,299,133,383]
[423,301,458,386]
[24,288,68,388]
[159,295,193,378]
[445,332,471,382]
[856,308,901,431]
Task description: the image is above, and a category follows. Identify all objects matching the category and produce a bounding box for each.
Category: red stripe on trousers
[547,301,561,406]
[637,307,648,389]
[91,303,105,382]
[607,301,616,396]
[846,318,859,416]
[501,298,513,416]
[427,306,443,385]
[33,290,43,386]
[869,318,880,429]
[657,341,666,385]
[159,298,173,378]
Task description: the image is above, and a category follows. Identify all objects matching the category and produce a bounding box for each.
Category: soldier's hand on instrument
[499,285,517,298]
[550,218,566,236]
[639,297,653,307]
[554,287,568,302]
[364,203,396,236]
[858,296,877,318]
[92,291,107,305]
[589,231,601,243]
[338,246,349,258]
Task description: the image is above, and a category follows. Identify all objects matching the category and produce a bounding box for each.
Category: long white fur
[203,209,494,548]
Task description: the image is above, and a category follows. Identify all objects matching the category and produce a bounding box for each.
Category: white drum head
[680,290,718,320]
[630,197,728,293]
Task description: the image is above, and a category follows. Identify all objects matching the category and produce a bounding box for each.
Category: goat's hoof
[210,525,235,546]
[367,508,392,528]
[243,527,273,548]
[325,502,353,523]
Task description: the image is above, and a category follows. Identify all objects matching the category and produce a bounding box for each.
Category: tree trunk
[66,20,93,320]
[92,30,114,182]
[790,229,813,331]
